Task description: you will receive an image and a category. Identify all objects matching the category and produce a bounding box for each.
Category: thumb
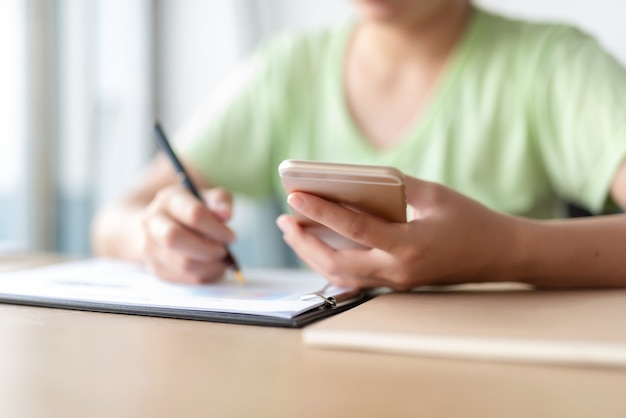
[202,187,234,222]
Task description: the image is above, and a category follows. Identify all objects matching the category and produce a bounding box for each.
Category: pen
[152,122,245,284]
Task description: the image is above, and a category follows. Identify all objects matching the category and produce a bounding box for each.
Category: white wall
[250,0,353,39]
[156,0,246,134]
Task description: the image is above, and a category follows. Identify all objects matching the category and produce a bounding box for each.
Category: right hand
[140,184,236,284]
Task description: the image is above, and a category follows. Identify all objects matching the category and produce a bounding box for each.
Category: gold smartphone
[278,159,407,249]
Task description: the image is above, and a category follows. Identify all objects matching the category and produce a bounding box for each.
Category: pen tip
[234,269,246,285]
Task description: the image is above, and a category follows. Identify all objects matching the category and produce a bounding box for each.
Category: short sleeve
[533,27,626,213]
[173,38,287,198]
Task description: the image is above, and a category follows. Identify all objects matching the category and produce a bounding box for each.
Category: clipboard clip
[300,293,337,308]
[300,283,338,308]
[300,282,365,309]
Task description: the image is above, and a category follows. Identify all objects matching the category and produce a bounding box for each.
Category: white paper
[0,258,350,319]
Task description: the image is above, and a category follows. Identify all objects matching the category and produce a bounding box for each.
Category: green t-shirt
[176,7,626,218]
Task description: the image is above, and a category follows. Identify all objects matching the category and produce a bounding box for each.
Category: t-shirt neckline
[330,7,486,157]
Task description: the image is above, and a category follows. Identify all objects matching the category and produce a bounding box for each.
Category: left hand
[276,176,522,291]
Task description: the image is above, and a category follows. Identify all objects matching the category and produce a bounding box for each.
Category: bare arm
[512,157,626,288]
[276,159,626,290]
[91,156,235,283]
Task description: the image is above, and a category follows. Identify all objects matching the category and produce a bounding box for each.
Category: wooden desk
[1,255,625,418]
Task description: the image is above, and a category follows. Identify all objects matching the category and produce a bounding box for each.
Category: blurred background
[1,0,625,266]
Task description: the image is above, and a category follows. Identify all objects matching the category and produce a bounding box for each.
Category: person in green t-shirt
[92,0,626,289]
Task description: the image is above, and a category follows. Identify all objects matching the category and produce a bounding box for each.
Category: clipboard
[0,259,367,328]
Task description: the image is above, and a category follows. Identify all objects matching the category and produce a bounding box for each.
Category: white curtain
[54,0,155,254]
[0,0,29,252]
[0,0,156,255]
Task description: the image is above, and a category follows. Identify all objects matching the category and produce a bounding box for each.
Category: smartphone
[278,159,407,249]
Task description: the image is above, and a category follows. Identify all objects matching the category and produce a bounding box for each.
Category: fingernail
[212,201,231,214]
[276,215,291,232]
[287,193,305,210]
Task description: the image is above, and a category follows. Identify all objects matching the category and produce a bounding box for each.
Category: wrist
[499,215,558,286]
[486,214,535,284]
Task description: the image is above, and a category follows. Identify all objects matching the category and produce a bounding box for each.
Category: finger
[286,192,398,251]
[276,215,391,289]
[203,187,234,222]
[161,187,235,243]
[145,213,228,262]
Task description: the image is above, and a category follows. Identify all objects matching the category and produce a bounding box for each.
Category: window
[0,0,28,252]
